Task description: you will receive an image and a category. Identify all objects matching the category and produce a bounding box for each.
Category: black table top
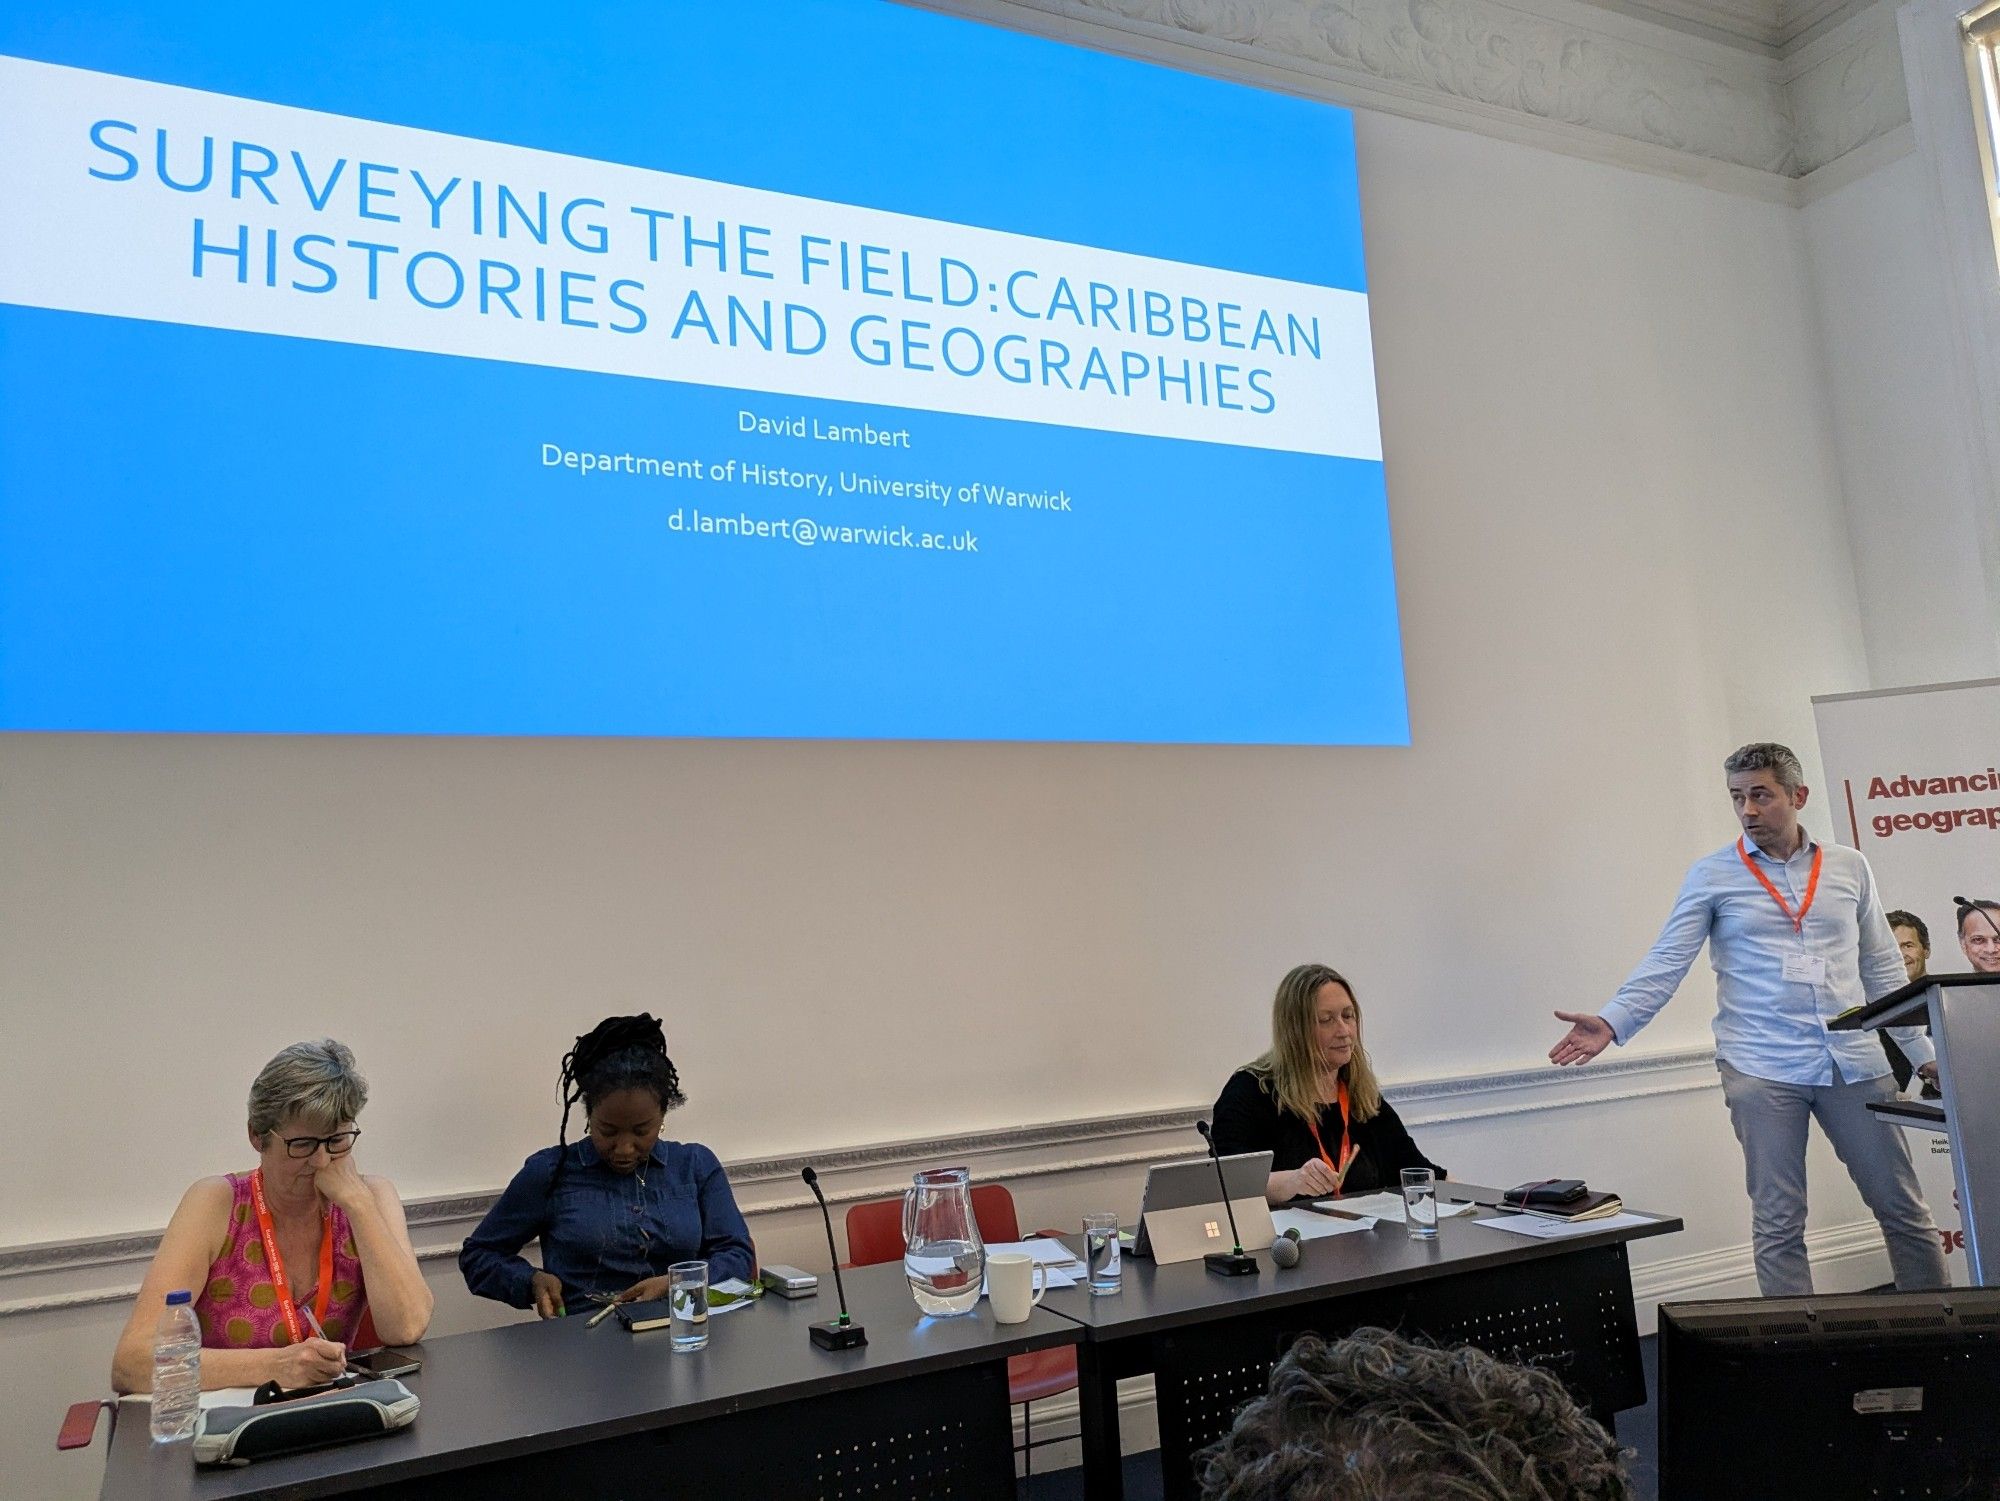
[1041,1182,1682,1342]
[99,1259,1078,1501]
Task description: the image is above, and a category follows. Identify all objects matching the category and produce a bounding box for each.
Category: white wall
[1801,146,2000,687]
[1,106,1907,1499]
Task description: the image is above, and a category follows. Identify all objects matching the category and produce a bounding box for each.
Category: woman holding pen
[110,1040,432,1393]
[1211,964,1442,1205]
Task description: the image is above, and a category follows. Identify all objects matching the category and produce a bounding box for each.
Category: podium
[1832,971,2000,1283]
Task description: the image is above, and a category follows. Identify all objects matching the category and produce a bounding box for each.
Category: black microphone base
[809,1319,869,1350]
[1204,1251,1259,1277]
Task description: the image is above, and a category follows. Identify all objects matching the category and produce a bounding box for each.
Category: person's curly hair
[1197,1329,1631,1501]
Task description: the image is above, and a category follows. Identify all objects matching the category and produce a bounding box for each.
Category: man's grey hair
[1724,741,1805,794]
[1197,1329,1630,1501]
[247,1039,368,1143]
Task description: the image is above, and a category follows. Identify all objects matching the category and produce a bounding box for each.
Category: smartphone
[346,1347,423,1380]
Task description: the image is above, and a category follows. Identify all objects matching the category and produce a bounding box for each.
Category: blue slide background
[0,0,1408,743]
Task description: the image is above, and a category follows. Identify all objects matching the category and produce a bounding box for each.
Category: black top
[1210,1068,1441,1197]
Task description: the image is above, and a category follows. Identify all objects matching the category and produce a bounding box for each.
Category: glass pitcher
[902,1166,985,1317]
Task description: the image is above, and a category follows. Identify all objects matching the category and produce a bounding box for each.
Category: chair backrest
[843,1183,1022,1265]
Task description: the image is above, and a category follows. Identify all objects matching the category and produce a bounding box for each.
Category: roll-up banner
[1812,676,2000,1286]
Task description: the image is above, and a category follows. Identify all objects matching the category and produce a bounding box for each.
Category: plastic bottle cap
[165,1290,193,1306]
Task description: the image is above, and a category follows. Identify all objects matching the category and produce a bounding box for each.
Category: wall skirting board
[0,1045,1889,1323]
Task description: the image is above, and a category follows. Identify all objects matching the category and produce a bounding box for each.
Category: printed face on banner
[1957,908,2000,973]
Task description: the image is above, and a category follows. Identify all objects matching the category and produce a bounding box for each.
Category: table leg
[1076,1341,1124,1501]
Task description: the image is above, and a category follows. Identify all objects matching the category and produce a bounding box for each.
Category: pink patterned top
[191,1173,369,1349]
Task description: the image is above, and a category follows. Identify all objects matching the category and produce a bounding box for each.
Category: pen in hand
[1329,1144,1360,1196]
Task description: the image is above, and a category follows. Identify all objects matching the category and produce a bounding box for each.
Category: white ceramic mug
[986,1252,1048,1324]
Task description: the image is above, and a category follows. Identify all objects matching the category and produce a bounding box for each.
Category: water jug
[902,1166,985,1317]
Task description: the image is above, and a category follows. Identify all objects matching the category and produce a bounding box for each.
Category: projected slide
[0,2,1406,743]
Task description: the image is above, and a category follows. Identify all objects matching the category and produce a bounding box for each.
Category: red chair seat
[1007,1345,1080,1405]
[844,1188,1080,1413]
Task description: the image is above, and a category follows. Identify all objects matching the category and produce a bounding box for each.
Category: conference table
[98,1185,1677,1500]
[96,1259,1078,1501]
[1047,1183,1682,1501]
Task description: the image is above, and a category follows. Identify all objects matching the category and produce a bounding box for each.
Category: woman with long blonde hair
[1212,964,1441,1205]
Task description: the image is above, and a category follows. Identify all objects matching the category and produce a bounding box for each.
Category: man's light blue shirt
[1599,829,1932,1086]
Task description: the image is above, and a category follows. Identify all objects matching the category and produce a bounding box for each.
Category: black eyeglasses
[282,1128,361,1159]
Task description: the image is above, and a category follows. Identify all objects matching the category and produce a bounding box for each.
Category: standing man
[1549,742,1947,1296]
[1956,899,2000,973]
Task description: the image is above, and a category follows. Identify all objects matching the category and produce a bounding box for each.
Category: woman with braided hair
[459,1014,754,1317]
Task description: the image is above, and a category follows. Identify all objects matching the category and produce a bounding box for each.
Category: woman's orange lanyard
[1737,837,1822,933]
[1306,1079,1353,1192]
[249,1168,334,1344]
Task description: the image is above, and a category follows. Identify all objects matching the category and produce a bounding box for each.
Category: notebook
[613,1299,678,1332]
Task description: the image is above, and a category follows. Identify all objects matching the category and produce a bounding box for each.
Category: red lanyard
[249,1169,334,1345]
[1737,837,1822,933]
[1306,1078,1353,1182]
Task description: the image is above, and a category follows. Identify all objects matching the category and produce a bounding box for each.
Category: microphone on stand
[802,1166,867,1350]
[1193,1121,1259,1277]
[1954,895,2000,945]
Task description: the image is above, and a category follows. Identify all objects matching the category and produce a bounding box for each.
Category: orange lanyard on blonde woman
[249,1168,335,1345]
[1737,837,1822,933]
[1305,1078,1353,1177]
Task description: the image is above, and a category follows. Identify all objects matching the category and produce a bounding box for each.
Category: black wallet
[1504,1179,1589,1208]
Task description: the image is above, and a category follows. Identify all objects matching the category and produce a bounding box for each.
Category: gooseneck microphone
[1955,895,2000,946]
[1193,1120,1259,1277]
[802,1166,867,1350]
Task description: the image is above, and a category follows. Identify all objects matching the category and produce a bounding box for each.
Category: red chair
[845,1184,1079,1479]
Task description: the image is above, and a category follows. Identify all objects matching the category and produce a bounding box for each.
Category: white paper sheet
[985,1239,1087,1274]
[119,1387,260,1410]
[1317,1192,1477,1224]
[979,1265,1080,1296]
[1472,1212,1658,1239]
[1271,1208,1377,1240]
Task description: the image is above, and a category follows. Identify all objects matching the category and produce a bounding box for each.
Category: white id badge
[1782,952,1828,985]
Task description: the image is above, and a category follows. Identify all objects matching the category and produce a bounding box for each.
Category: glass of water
[1401,1168,1439,1241]
[668,1261,709,1351]
[1084,1212,1122,1296]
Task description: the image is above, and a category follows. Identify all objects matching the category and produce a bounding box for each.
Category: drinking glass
[1084,1212,1122,1295]
[669,1261,709,1351]
[1401,1168,1439,1241]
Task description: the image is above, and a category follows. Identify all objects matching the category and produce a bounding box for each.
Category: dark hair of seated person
[548,1012,687,1192]
[1196,1329,1630,1501]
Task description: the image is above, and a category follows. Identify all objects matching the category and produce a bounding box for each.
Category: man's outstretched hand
[1550,1011,1615,1067]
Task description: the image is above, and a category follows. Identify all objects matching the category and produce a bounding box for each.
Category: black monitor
[1659,1289,2000,1500]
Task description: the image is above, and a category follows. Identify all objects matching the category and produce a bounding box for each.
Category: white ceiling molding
[1784,0,1912,173]
[909,0,1915,200]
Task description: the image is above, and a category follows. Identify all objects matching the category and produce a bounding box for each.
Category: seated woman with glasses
[111,1039,433,1393]
[460,1014,755,1317]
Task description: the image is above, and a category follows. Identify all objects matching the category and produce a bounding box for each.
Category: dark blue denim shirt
[459,1138,755,1309]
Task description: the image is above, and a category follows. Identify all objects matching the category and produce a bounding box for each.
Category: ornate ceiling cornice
[920,0,1914,199]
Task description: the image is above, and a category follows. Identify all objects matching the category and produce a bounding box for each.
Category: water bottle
[150,1290,201,1442]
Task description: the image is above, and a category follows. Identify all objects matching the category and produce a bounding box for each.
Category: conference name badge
[1781,952,1828,985]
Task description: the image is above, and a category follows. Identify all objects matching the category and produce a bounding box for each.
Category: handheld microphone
[801,1166,867,1350]
[1193,1121,1258,1277]
[1270,1227,1303,1269]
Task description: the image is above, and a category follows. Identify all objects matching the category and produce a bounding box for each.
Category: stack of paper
[1318,1192,1479,1224]
[981,1239,1084,1293]
[1271,1207,1377,1240]
[1473,1212,1657,1240]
